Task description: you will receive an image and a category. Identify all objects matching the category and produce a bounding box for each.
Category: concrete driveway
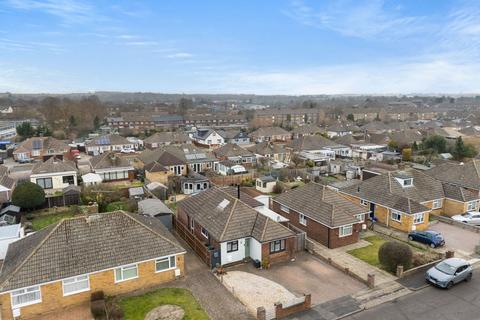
[429,221,480,256]
[232,252,367,306]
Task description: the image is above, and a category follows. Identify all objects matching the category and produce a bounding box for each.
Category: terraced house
[339,169,480,232]
[272,183,369,248]
[0,211,185,320]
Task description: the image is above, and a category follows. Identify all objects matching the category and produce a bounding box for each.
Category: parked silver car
[425,258,472,289]
[452,212,480,225]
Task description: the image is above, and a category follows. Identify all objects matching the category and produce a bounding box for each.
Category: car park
[425,258,472,289]
[452,212,480,226]
[408,230,445,248]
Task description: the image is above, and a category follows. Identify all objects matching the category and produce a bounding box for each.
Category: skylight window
[217,199,230,211]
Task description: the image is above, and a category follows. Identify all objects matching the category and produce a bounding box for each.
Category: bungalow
[326,123,354,138]
[249,126,291,143]
[89,152,135,182]
[0,211,185,320]
[340,169,480,232]
[290,124,323,139]
[176,187,296,267]
[141,149,187,184]
[425,159,480,197]
[85,134,135,155]
[272,183,369,248]
[287,135,352,159]
[247,141,290,163]
[191,128,225,148]
[144,132,191,149]
[213,143,256,167]
[30,158,78,192]
[218,129,251,145]
[13,137,70,162]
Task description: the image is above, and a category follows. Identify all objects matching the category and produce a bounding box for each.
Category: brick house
[89,152,135,182]
[176,187,296,267]
[13,137,71,162]
[339,169,480,232]
[143,132,191,149]
[213,143,256,167]
[271,183,369,249]
[0,211,185,320]
[249,127,291,143]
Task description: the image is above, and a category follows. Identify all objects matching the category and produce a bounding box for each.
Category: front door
[244,238,250,258]
[369,203,376,219]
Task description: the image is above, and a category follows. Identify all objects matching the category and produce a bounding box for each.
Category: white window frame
[201,227,209,238]
[62,275,90,296]
[467,201,478,211]
[355,214,365,222]
[403,179,413,187]
[11,286,42,308]
[299,213,307,226]
[155,255,176,273]
[114,264,138,283]
[360,199,369,206]
[339,225,353,237]
[413,213,425,225]
[391,210,402,222]
[280,205,290,213]
[432,199,442,210]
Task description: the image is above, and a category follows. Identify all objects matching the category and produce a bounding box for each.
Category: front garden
[117,288,209,320]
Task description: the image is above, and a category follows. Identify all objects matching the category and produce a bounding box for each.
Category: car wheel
[408,236,414,241]
[446,281,454,289]
[430,243,436,248]
[466,273,473,282]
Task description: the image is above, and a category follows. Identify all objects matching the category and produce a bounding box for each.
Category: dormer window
[402,178,413,187]
[394,175,413,188]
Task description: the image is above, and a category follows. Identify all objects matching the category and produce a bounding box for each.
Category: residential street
[346,270,480,320]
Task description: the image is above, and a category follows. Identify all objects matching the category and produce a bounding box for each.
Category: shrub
[12,182,45,210]
[108,303,124,320]
[91,291,105,302]
[272,182,284,194]
[378,241,412,273]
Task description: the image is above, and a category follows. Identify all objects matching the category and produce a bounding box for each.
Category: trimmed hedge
[378,241,413,273]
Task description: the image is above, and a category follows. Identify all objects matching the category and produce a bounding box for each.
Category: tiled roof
[144,132,190,145]
[442,182,479,202]
[425,160,480,190]
[31,157,77,174]
[249,127,290,138]
[273,183,367,228]
[89,152,131,170]
[247,141,286,156]
[287,135,345,152]
[213,143,254,158]
[178,187,294,243]
[0,211,185,291]
[86,134,130,147]
[0,166,14,189]
[291,125,323,135]
[13,137,69,155]
[139,149,186,167]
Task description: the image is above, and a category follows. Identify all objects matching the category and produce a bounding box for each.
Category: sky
[1,0,480,94]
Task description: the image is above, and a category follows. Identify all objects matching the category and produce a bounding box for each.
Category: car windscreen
[461,213,472,217]
[435,262,456,275]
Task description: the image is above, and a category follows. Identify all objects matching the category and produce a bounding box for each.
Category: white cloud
[166,52,194,59]
[284,0,430,40]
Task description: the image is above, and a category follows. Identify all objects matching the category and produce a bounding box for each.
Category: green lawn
[104,201,130,212]
[31,212,75,231]
[119,288,209,320]
[347,235,386,268]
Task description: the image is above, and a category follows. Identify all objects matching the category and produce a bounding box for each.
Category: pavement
[231,252,366,306]
[345,269,480,320]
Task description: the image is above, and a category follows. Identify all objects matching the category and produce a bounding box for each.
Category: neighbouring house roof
[213,143,254,158]
[425,160,480,190]
[31,157,77,175]
[388,129,424,146]
[327,123,356,133]
[459,126,480,136]
[0,224,21,240]
[220,186,264,208]
[249,126,290,138]
[178,187,295,243]
[81,173,102,184]
[90,152,132,170]
[86,134,131,147]
[0,166,14,190]
[144,161,169,173]
[194,128,217,140]
[287,135,346,152]
[13,137,69,155]
[442,182,479,202]
[146,181,167,190]
[247,141,286,156]
[291,125,323,136]
[138,199,173,217]
[139,148,186,167]
[180,172,209,183]
[273,183,367,228]
[143,132,190,145]
[0,211,185,292]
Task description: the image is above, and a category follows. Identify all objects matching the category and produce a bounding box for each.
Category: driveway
[232,252,367,306]
[429,221,480,256]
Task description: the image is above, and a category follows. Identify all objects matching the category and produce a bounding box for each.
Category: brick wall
[0,256,185,320]
[261,237,295,264]
[271,201,359,249]
[274,294,311,319]
[444,199,467,217]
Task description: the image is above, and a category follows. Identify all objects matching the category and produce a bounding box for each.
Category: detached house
[89,152,135,182]
[340,169,480,232]
[85,134,134,155]
[213,143,256,167]
[218,129,251,145]
[272,183,369,248]
[13,137,70,162]
[176,187,296,267]
[141,149,187,184]
[249,126,291,143]
[191,129,225,148]
[0,211,185,320]
[291,124,323,139]
[247,141,290,163]
[30,158,78,192]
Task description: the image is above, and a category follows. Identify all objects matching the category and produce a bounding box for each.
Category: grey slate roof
[0,166,15,189]
[287,135,346,152]
[249,126,290,138]
[273,183,367,227]
[425,160,480,190]
[442,183,479,202]
[31,157,77,174]
[89,152,132,170]
[0,211,185,292]
[178,187,294,243]
[213,143,254,158]
[291,125,323,136]
[86,134,130,147]
[139,148,186,167]
[144,132,190,145]
[247,141,286,156]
